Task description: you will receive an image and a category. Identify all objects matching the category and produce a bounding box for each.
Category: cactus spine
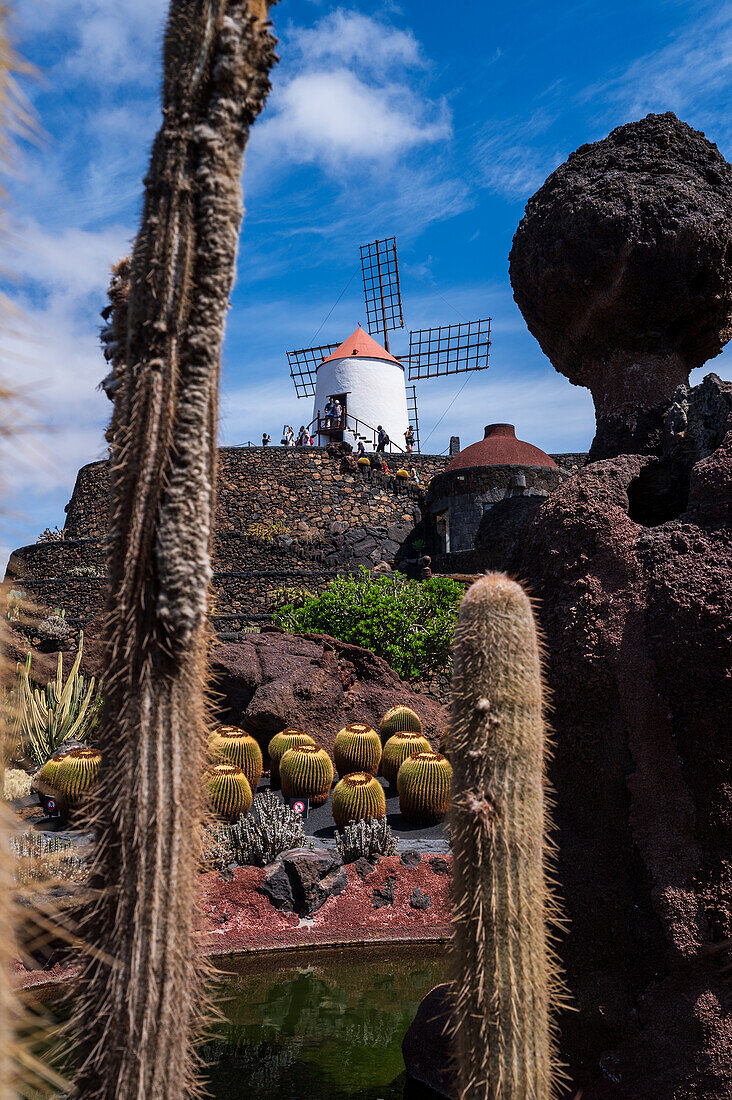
[268,729,315,786]
[333,723,381,777]
[332,772,386,830]
[38,747,101,817]
[379,705,422,742]
[209,725,263,792]
[204,762,252,823]
[449,573,561,1100]
[280,744,334,807]
[397,751,452,823]
[72,4,278,1098]
[381,731,431,786]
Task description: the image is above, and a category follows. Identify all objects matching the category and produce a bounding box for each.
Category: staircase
[308,412,406,454]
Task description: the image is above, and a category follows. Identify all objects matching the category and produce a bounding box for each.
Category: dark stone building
[424,424,572,561]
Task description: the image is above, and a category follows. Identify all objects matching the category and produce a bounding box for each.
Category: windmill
[287,237,491,453]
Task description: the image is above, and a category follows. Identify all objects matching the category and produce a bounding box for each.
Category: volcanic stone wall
[7,446,451,629]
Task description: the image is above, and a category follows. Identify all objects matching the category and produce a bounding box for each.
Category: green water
[201,946,447,1099]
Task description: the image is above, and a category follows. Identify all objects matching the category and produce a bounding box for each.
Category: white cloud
[250,8,452,172]
[291,9,424,74]
[18,0,168,87]
[589,3,732,136]
[257,69,450,166]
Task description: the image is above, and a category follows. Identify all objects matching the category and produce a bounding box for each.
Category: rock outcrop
[509,112,732,459]
[259,848,347,917]
[406,116,732,1099]
[209,626,448,760]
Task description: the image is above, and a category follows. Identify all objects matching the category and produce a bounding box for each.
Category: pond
[200,945,447,1099]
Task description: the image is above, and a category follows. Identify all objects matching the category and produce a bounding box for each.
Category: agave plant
[14,633,102,767]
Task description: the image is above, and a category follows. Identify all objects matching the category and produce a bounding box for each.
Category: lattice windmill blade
[406,318,491,381]
[359,237,404,351]
[287,343,340,399]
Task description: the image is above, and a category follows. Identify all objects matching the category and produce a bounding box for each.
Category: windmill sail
[407,319,491,380]
[360,237,404,350]
[287,343,339,399]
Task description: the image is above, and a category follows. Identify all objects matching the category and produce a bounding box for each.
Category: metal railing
[308,411,405,454]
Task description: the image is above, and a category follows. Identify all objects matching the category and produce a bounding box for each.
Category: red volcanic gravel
[195,854,453,956]
[15,855,453,990]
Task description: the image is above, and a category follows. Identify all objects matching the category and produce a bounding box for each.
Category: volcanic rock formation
[209,626,447,761]
[408,115,732,1099]
[509,112,732,459]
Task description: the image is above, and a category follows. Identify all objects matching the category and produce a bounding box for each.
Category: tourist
[376,425,389,453]
[282,424,294,446]
[404,425,415,453]
[410,466,419,484]
[356,440,366,459]
[262,432,271,446]
[296,425,308,446]
[381,459,389,474]
[332,399,342,427]
[323,397,334,428]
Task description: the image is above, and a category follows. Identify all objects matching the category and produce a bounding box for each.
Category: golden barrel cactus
[332,773,386,830]
[396,468,410,480]
[267,728,315,786]
[379,705,422,742]
[357,456,371,467]
[209,725,263,792]
[38,746,102,817]
[381,731,431,786]
[203,762,252,823]
[333,722,381,777]
[397,750,452,824]
[280,744,334,807]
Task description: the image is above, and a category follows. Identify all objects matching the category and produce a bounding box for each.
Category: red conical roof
[447,424,556,471]
[320,325,401,366]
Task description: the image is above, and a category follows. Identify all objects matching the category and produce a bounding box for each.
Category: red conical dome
[447,424,556,471]
[320,325,401,367]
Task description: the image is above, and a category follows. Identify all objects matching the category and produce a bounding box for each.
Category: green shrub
[274,567,464,681]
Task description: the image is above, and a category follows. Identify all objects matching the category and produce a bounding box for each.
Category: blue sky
[2,0,732,565]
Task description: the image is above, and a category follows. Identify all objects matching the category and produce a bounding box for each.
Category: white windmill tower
[287,237,491,453]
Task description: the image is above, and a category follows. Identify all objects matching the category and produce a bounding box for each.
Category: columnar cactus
[209,725,263,792]
[331,772,386,830]
[379,705,422,742]
[38,747,101,817]
[72,4,279,1098]
[397,751,452,824]
[280,744,334,807]
[449,573,561,1100]
[333,723,382,777]
[267,729,315,786]
[203,762,253,823]
[381,731,431,786]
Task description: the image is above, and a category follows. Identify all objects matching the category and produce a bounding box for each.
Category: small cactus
[37,746,101,817]
[379,705,422,742]
[209,725,263,792]
[203,762,252,823]
[449,573,562,1100]
[397,750,452,824]
[381,730,431,786]
[280,744,333,807]
[332,772,386,830]
[267,728,315,786]
[333,722,382,777]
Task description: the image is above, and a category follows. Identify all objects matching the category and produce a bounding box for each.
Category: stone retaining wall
[7,446,451,627]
